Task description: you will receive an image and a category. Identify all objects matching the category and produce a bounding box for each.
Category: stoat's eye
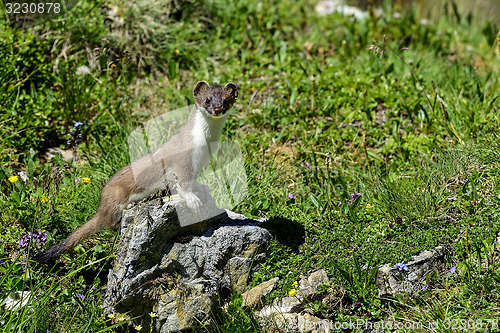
[205,98,211,105]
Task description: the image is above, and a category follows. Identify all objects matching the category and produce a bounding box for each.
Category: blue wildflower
[449,266,457,274]
[394,263,409,271]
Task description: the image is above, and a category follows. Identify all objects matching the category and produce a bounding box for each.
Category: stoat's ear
[225,83,239,99]
[193,81,209,97]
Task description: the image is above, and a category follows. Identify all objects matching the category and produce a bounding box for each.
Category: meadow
[0,0,499,331]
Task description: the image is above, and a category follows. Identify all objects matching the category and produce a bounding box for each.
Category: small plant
[331,250,379,306]
[206,293,261,333]
[18,230,48,249]
[372,172,448,222]
[369,35,434,116]
[458,228,500,289]
[67,122,84,163]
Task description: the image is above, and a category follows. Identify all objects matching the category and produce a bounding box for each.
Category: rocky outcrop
[254,246,450,332]
[376,246,448,298]
[255,270,338,333]
[102,195,271,332]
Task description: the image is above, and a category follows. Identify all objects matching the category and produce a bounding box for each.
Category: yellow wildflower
[108,313,115,319]
[82,177,91,183]
[288,289,297,297]
[134,325,142,331]
[41,196,49,202]
[149,312,156,318]
[8,175,18,183]
[292,281,299,289]
[175,49,180,54]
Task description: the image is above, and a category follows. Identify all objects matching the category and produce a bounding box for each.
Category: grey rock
[296,269,329,298]
[1,291,32,311]
[103,195,271,332]
[376,246,447,298]
[256,270,335,333]
[45,147,74,161]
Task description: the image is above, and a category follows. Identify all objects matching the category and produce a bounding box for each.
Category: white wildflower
[76,65,91,76]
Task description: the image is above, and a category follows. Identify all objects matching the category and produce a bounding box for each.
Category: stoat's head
[193,81,238,118]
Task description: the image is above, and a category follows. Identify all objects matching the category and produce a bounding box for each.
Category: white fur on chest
[191,109,227,173]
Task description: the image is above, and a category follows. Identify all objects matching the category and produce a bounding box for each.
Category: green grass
[1,0,500,331]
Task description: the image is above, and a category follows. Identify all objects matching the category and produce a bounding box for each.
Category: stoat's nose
[214,107,222,114]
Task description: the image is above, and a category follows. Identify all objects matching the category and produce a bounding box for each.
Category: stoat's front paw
[182,192,202,213]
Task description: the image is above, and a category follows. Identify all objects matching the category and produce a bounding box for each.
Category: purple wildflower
[422,284,428,291]
[18,230,48,249]
[353,301,362,308]
[18,234,31,249]
[75,178,81,183]
[342,193,361,205]
[288,194,297,200]
[78,293,85,300]
[449,266,457,274]
[338,202,342,207]
[74,122,84,128]
[394,263,409,271]
[33,230,47,242]
[395,217,403,224]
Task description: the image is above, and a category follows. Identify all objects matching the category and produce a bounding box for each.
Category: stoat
[33,81,238,264]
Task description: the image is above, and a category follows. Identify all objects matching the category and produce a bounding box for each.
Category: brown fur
[33,82,238,264]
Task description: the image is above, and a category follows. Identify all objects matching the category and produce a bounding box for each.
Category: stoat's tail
[32,215,103,264]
